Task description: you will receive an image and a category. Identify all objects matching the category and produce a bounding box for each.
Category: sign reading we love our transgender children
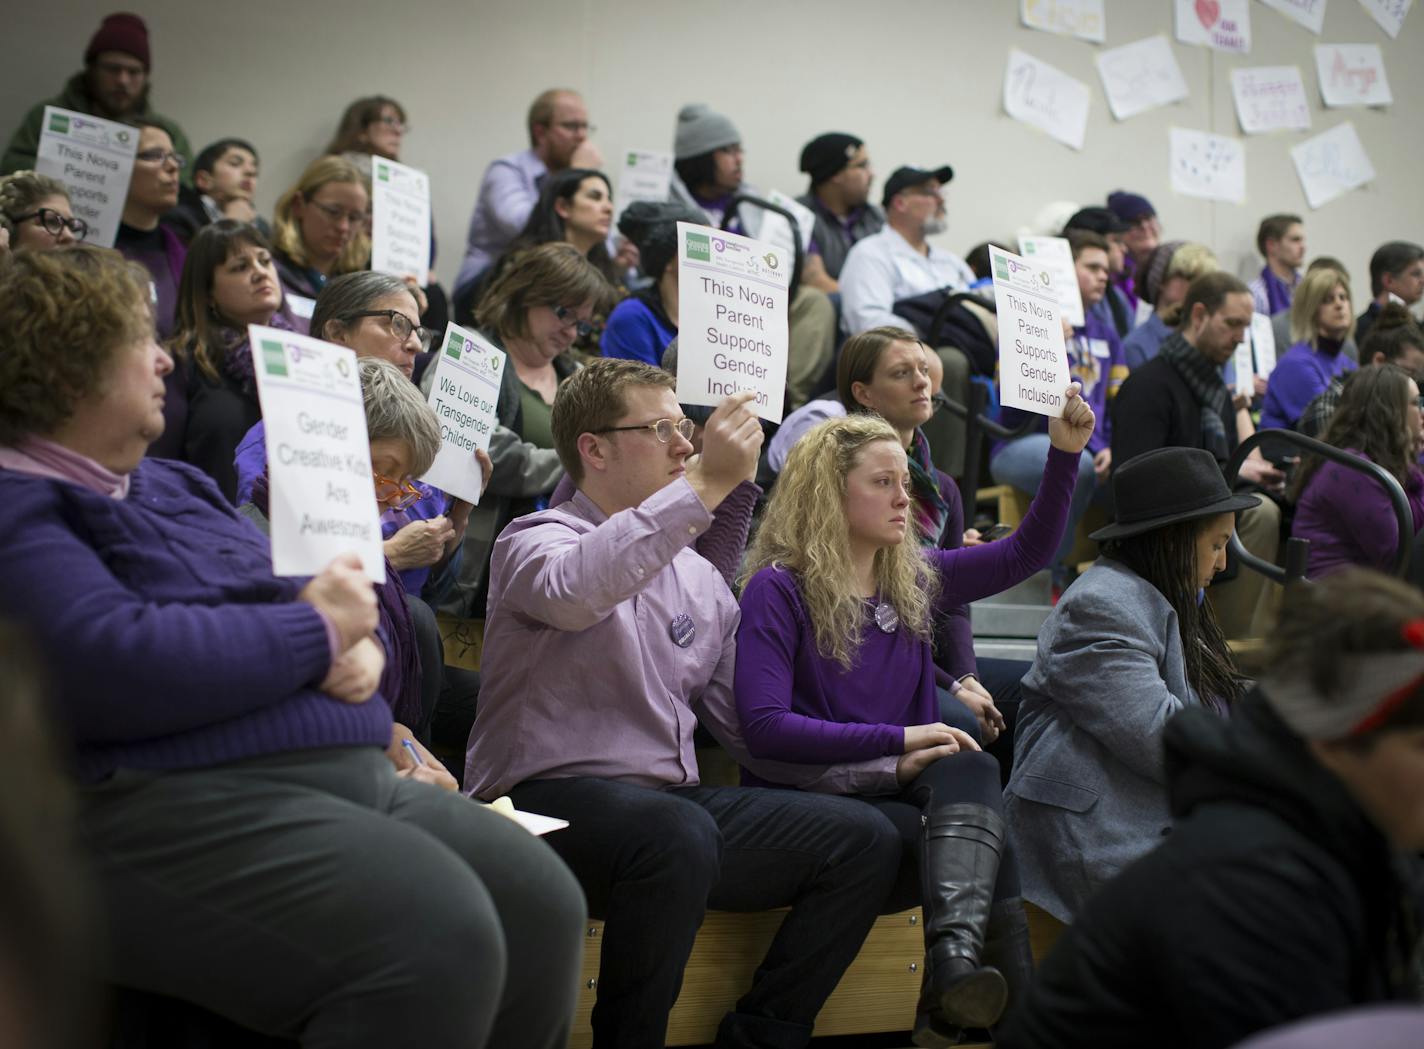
[34,107,137,248]
[420,323,506,505]
[675,222,790,424]
[249,326,386,583]
[990,245,1071,418]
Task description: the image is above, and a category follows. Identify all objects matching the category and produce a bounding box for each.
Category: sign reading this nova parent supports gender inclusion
[675,222,790,424]
[34,106,137,247]
[250,326,386,583]
[990,245,1071,417]
[370,156,432,279]
[420,323,506,504]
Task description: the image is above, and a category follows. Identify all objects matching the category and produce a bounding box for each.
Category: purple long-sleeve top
[733,445,1077,774]
[1293,449,1424,578]
[1260,339,1355,431]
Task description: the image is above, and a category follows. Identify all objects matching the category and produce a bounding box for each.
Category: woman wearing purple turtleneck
[1261,266,1356,432]
[734,391,1094,1046]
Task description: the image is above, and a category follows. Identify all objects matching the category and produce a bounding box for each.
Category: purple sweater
[0,459,392,782]
[1260,339,1355,432]
[734,445,1076,776]
[1292,449,1424,579]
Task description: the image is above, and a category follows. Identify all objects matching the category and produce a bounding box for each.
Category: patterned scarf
[1259,266,1296,316]
[219,307,299,397]
[907,429,950,547]
[1159,332,1231,462]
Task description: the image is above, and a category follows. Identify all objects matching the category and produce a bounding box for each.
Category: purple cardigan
[734,445,1076,776]
[0,459,392,782]
[1292,449,1424,579]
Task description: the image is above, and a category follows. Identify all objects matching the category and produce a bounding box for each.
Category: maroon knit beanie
[84,13,151,71]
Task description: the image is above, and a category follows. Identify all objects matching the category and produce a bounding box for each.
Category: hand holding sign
[299,552,378,651]
[421,324,506,504]
[1048,383,1096,454]
[320,635,385,704]
[686,391,763,511]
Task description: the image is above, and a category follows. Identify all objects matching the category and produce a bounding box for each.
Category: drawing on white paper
[1095,35,1190,121]
[1175,0,1252,54]
[1003,49,1091,151]
[1259,0,1328,34]
[1169,128,1246,204]
[1315,44,1393,107]
[1291,121,1376,208]
[1358,0,1413,39]
[1020,0,1106,44]
[1230,67,1311,133]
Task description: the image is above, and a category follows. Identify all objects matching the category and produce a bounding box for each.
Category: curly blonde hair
[271,156,369,274]
[743,415,938,668]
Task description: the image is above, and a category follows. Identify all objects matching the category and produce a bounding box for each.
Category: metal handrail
[722,194,805,293]
[1224,429,1414,583]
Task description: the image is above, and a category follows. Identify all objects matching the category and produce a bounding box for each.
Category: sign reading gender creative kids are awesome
[990,245,1070,418]
[249,326,386,583]
[675,222,790,424]
[370,156,431,280]
[420,323,506,505]
[34,106,137,248]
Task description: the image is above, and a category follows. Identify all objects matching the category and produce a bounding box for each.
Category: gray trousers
[80,747,585,1049]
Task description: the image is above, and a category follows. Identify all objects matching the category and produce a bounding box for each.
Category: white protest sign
[990,246,1071,418]
[675,222,790,424]
[1095,36,1190,121]
[614,148,673,224]
[1315,45,1393,107]
[754,189,816,261]
[33,106,136,248]
[1290,121,1376,208]
[1230,66,1312,133]
[1175,0,1252,53]
[1232,337,1256,399]
[1251,313,1278,378]
[1169,128,1247,204]
[1018,235,1085,328]
[1358,0,1413,38]
[1261,0,1329,32]
[1003,49,1091,151]
[249,327,385,582]
[1020,0,1106,43]
[421,324,505,505]
[370,156,431,280]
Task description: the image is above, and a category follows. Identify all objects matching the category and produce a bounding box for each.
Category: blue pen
[400,738,426,767]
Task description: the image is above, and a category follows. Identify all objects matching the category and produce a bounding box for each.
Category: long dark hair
[1101,520,1243,709]
[1292,364,1416,500]
[170,220,280,381]
[324,95,406,157]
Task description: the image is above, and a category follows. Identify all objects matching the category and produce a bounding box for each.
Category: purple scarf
[220,307,301,397]
[1259,266,1296,316]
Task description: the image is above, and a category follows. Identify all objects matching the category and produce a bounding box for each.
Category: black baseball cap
[881,165,953,208]
[1063,206,1130,236]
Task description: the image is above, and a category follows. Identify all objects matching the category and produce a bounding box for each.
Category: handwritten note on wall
[1020,0,1106,44]
[1291,121,1376,207]
[1096,35,1190,120]
[1259,0,1328,34]
[1175,0,1251,54]
[1003,49,1091,151]
[1358,0,1413,39]
[1169,128,1247,204]
[1315,44,1393,107]
[1230,66,1312,133]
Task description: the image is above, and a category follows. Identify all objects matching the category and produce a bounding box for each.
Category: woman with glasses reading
[0,171,89,249]
[270,156,370,316]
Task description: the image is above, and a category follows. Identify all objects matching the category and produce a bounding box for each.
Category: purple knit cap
[1107,190,1155,223]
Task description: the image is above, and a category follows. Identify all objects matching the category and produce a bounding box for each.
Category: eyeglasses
[135,148,186,169]
[372,472,423,511]
[595,417,696,444]
[552,304,594,339]
[554,121,595,134]
[11,207,89,240]
[343,309,431,345]
[374,115,408,131]
[308,199,370,226]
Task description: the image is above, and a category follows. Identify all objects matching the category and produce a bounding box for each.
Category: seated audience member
[736,397,1094,1042]
[1356,241,1424,345]
[115,124,185,340]
[0,245,585,1049]
[1105,190,1159,310]
[1061,206,1134,338]
[1122,241,1219,371]
[234,273,460,598]
[162,138,265,245]
[998,569,1424,1049]
[1271,255,1351,356]
[170,220,299,502]
[600,200,699,366]
[454,89,600,301]
[0,171,88,249]
[1112,273,1285,639]
[1291,366,1424,579]
[1260,266,1355,432]
[795,132,883,293]
[2,13,191,178]
[465,360,909,1049]
[269,156,370,315]
[1249,214,1305,317]
[839,165,975,338]
[1299,304,1424,438]
[992,231,1124,588]
[459,168,619,325]
[1006,447,1252,921]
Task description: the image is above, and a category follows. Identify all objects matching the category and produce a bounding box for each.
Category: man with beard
[795,132,883,293]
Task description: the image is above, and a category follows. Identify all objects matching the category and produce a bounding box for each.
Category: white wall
[5,0,1422,303]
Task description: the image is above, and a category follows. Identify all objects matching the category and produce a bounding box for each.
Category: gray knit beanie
[675,104,740,161]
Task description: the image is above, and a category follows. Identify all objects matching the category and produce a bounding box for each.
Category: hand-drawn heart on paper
[1195,0,1220,29]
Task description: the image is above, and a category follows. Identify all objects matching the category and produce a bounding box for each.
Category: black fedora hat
[1090,447,1261,541]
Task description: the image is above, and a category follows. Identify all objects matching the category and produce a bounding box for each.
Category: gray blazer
[1005,558,1209,922]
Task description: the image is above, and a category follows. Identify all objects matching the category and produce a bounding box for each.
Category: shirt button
[635,566,645,577]
[688,525,697,535]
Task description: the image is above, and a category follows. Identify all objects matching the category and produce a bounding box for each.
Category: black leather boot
[920,803,1008,1030]
[910,963,961,1048]
[982,898,1035,1037]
